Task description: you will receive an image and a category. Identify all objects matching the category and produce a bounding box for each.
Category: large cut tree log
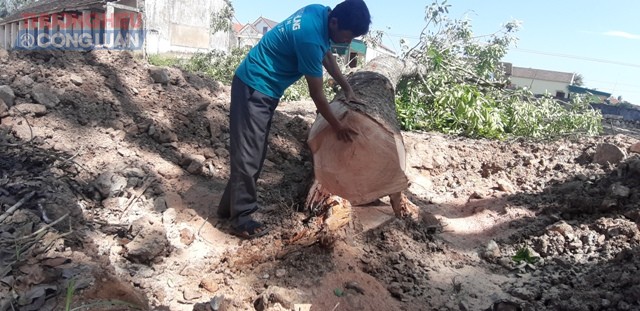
[228,57,426,267]
[305,56,421,231]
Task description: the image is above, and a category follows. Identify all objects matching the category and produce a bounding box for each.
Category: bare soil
[1,50,639,311]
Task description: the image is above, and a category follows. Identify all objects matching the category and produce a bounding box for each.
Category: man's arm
[305,75,357,142]
[322,52,359,103]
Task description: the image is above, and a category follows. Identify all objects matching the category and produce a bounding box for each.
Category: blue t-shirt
[235,4,331,99]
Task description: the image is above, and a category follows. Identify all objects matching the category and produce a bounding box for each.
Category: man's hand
[323,52,364,105]
[344,89,364,105]
[305,74,358,143]
[334,122,359,142]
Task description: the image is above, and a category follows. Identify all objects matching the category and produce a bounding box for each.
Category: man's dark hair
[329,0,371,36]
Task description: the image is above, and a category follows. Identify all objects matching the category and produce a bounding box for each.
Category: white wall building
[365,42,396,63]
[509,66,575,99]
[232,16,277,49]
[142,0,230,54]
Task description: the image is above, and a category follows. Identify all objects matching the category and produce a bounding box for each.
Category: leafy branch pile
[395,1,602,139]
[148,48,248,86]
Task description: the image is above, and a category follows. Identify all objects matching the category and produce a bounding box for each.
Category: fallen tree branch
[0,105,35,147]
[6,213,69,243]
[52,147,92,175]
[119,177,155,219]
[196,216,216,246]
[32,230,74,258]
[0,191,36,223]
[0,214,74,280]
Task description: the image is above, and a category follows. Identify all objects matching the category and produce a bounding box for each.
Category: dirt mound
[1,49,639,311]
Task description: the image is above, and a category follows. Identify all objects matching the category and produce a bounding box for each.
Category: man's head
[328,0,371,43]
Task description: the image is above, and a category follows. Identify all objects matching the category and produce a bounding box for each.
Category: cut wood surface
[307,102,408,205]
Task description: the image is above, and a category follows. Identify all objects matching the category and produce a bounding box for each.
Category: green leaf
[512,247,539,264]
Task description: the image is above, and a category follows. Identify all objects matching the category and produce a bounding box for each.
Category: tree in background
[210,0,234,34]
[0,0,36,18]
[0,1,8,18]
[394,0,602,139]
[617,97,639,109]
[572,73,584,86]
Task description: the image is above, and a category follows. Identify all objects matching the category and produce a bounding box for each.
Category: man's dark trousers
[218,75,279,227]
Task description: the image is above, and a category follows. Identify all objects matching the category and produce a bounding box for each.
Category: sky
[232,1,640,104]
